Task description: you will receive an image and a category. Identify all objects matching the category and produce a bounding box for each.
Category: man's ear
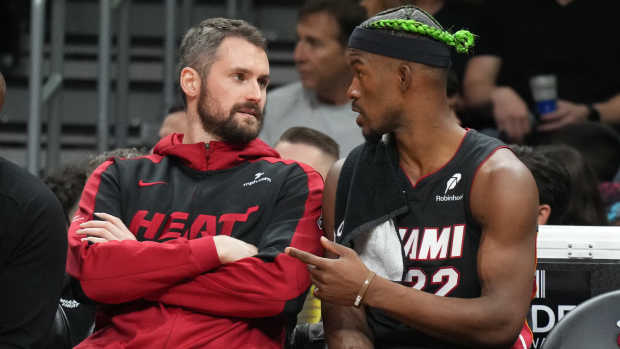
[179,67,201,100]
[537,204,551,225]
[398,62,413,92]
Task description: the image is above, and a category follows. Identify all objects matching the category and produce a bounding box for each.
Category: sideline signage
[531,225,620,348]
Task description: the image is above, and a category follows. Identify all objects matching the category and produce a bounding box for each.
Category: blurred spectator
[600,182,620,209]
[463,0,620,142]
[44,164,88,223]
[599,182,620,226]
[42,148,148,225]
[275,126,339,179]
[529,122,620,183]
[159,105,187,138]
[538,144,608,226]
[261,0,366,157]
[608,202,620,226]
[509,145,571,225]
[0,1,22,72]
[512,143,608,226]
[1,72,67,347]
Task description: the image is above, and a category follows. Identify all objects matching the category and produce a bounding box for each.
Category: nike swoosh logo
[138,180,167,187]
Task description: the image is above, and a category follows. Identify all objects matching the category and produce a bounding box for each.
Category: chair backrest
[542,289,620,349]
[45,304,73,349]
[42,274,96,349]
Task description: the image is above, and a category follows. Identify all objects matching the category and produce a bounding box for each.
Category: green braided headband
[368,19,475,54]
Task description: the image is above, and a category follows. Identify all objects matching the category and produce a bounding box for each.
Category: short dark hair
[537,144,608,226]
[510,145,571,225]
[530,122,620,182]
[177,18,266,78]
[298,0,367,46]
[177,18,267,105]
[277,127,340,160]
[447,69,459,97]
[43,164,88,222]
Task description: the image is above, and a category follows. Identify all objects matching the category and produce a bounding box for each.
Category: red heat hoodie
[66,134,324,348]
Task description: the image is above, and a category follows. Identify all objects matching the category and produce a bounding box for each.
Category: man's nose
[347,79,359,100]
[293,42,306,64]
[246,80,262,102]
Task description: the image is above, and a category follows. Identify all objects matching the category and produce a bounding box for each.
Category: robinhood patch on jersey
[436,172,463,202]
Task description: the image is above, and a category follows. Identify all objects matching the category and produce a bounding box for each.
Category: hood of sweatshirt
[152,133,279,171]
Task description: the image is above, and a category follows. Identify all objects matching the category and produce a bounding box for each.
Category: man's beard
[197,87,263,145]
[354,102,399,144]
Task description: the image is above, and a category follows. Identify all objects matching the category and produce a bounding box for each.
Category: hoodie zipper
[204,143,210,170]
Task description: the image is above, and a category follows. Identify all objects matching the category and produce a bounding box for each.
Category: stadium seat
[542,289,620,349]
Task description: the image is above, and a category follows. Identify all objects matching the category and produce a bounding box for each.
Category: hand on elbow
[214,235,258,264]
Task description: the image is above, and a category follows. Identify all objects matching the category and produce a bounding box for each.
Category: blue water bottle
[529,75,557,115]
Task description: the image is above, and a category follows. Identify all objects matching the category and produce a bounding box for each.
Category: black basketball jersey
[335,130,505,349]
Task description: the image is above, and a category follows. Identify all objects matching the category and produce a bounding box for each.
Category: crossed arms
[67,160,324,318]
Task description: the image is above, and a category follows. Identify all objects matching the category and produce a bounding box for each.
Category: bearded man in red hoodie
[67,18,324,349]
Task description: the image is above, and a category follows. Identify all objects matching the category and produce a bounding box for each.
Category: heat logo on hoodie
[128,205,260,241]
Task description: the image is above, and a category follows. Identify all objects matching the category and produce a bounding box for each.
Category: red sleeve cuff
[188,237,221,272]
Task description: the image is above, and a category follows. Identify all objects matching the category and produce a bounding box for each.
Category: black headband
[348,27,451,68]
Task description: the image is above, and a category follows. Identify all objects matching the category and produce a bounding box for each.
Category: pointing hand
[286,236,373,306]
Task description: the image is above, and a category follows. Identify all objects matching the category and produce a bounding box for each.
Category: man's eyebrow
[229,67,270,79]
[229,67,252,74]
[298,31,320,40]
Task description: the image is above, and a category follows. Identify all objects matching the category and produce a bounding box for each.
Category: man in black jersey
[286,6,539,349]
